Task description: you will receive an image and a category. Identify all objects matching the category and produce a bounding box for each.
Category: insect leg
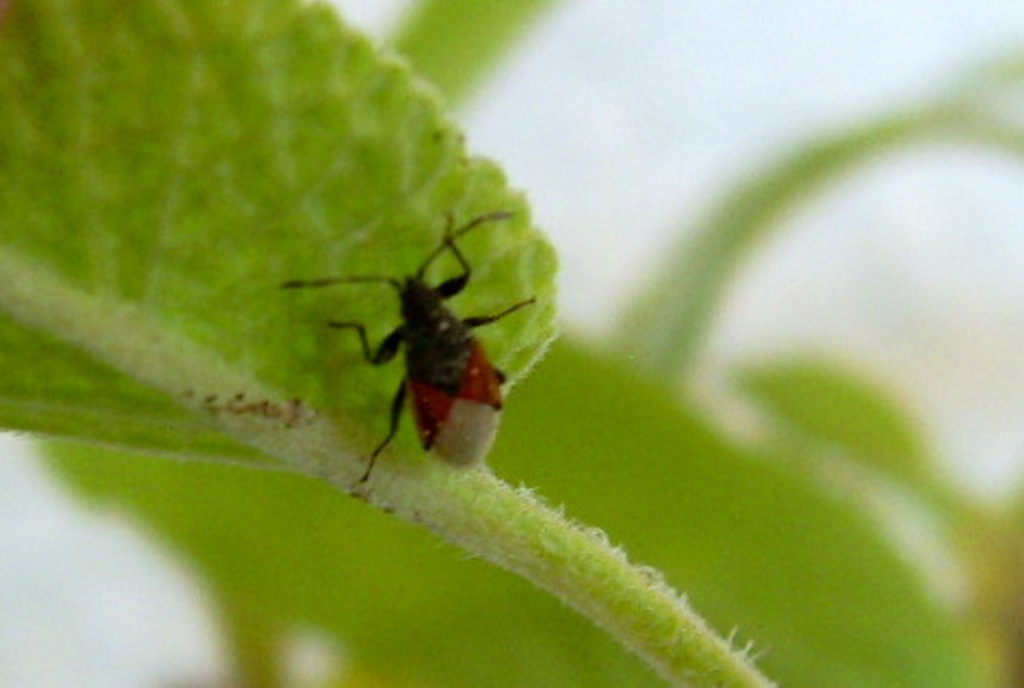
[328,322,404,364]
[360,381,407,482]
[463,297,536,329]
[433,255,471,298]
[417,211,515,298]
[281,276,401,290]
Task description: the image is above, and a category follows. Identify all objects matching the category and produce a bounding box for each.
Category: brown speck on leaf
[204,394,317,428]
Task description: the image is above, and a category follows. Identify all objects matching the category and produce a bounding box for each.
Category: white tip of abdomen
[434,399,501,466]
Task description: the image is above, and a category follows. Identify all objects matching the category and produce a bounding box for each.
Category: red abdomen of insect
[408,341,503,466]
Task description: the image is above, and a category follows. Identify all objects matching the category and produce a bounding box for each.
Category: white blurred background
[5,1,1024,684]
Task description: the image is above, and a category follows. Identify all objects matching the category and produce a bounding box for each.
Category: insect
[283,211,535,482]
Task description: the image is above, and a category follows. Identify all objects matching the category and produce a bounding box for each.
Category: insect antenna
[448,210,516,242]
[416,210,515,279]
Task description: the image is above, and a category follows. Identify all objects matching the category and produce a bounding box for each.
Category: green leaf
[0,2,986,685]
[615,103,1024,381]
[735,358,956,505]
[1,4,779,686]
[963,51,1024,91]
[955,497,1024,687]
[0,0,556,465]
[47,340,982,687]
[392,0,564,104]
[501,343,981,688]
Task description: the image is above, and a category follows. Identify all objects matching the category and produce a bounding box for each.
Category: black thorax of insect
[282,211,535,481]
